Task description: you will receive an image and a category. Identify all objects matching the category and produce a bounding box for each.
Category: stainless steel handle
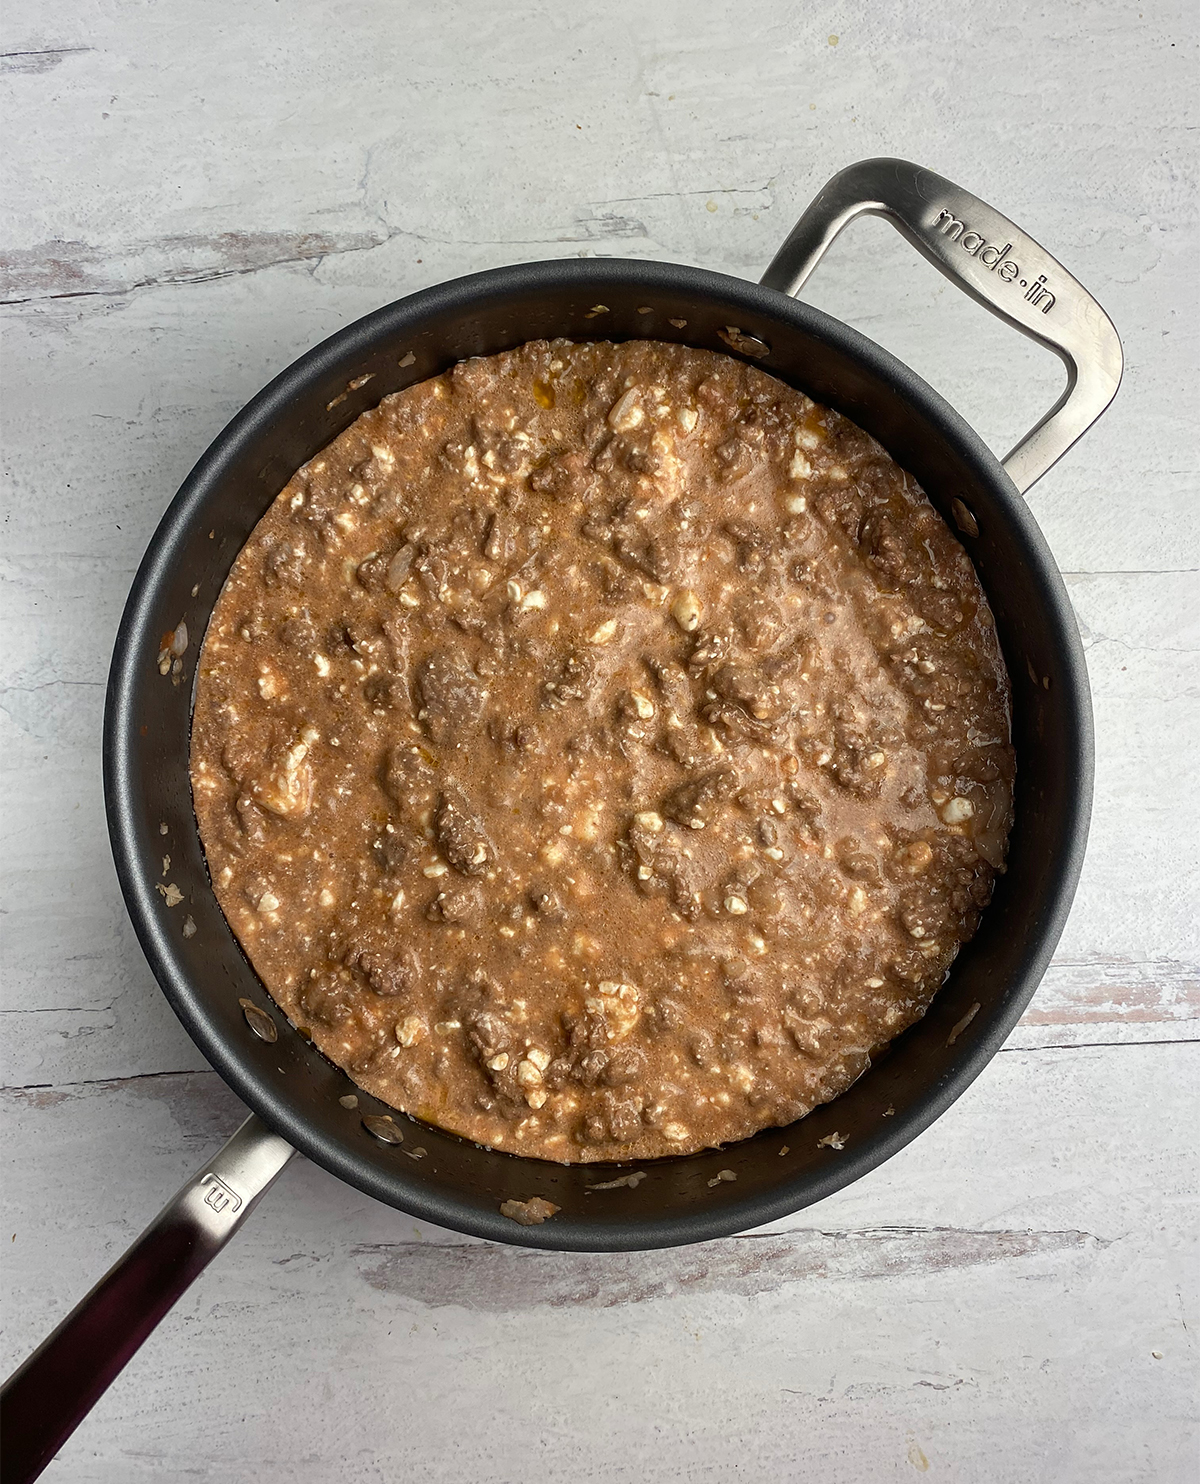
[1,1115,295,1484]
[761,157,1123,494]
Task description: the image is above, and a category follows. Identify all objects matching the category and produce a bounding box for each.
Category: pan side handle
[1,1115,294,1484]
[761,157,1123,495]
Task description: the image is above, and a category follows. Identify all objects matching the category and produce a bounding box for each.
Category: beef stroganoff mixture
[190,339,1014,1162]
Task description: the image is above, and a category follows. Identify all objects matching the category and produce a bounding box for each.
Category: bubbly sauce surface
[190,339,1014,1162]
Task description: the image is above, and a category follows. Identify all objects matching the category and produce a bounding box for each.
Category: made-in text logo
[932,209,1056,314]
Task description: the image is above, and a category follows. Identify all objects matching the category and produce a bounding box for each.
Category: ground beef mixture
[190,339,1014,1163]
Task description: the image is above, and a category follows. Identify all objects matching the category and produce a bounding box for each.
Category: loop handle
[761,158,1122,494]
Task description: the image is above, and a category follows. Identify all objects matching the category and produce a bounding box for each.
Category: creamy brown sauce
[190,339,1014,1162]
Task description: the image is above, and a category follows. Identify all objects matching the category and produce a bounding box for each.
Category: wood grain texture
[0,231,390,303]
[2,0,1197,1477]
[2,1046,1195,1481]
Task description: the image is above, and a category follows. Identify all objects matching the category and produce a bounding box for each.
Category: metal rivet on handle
[238,997,278,1043]
[362,1114,404,1145]
[718,326,770,359]
[951,498,980,538]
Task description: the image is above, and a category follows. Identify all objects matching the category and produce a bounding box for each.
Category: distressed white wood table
[3,2,1197,1479]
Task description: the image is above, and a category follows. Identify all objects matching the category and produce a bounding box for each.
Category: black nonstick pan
[1,159,1121,1484]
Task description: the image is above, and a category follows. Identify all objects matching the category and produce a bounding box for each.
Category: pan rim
[103,255,1093,1250]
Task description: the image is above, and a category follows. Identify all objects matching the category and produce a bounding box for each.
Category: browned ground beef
[190,339,1014,1162]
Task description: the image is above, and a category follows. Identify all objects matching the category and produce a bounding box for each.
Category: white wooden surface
[2,2,1197,1479]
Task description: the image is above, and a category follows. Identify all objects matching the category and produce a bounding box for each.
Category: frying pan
[1,159,1121,1483]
